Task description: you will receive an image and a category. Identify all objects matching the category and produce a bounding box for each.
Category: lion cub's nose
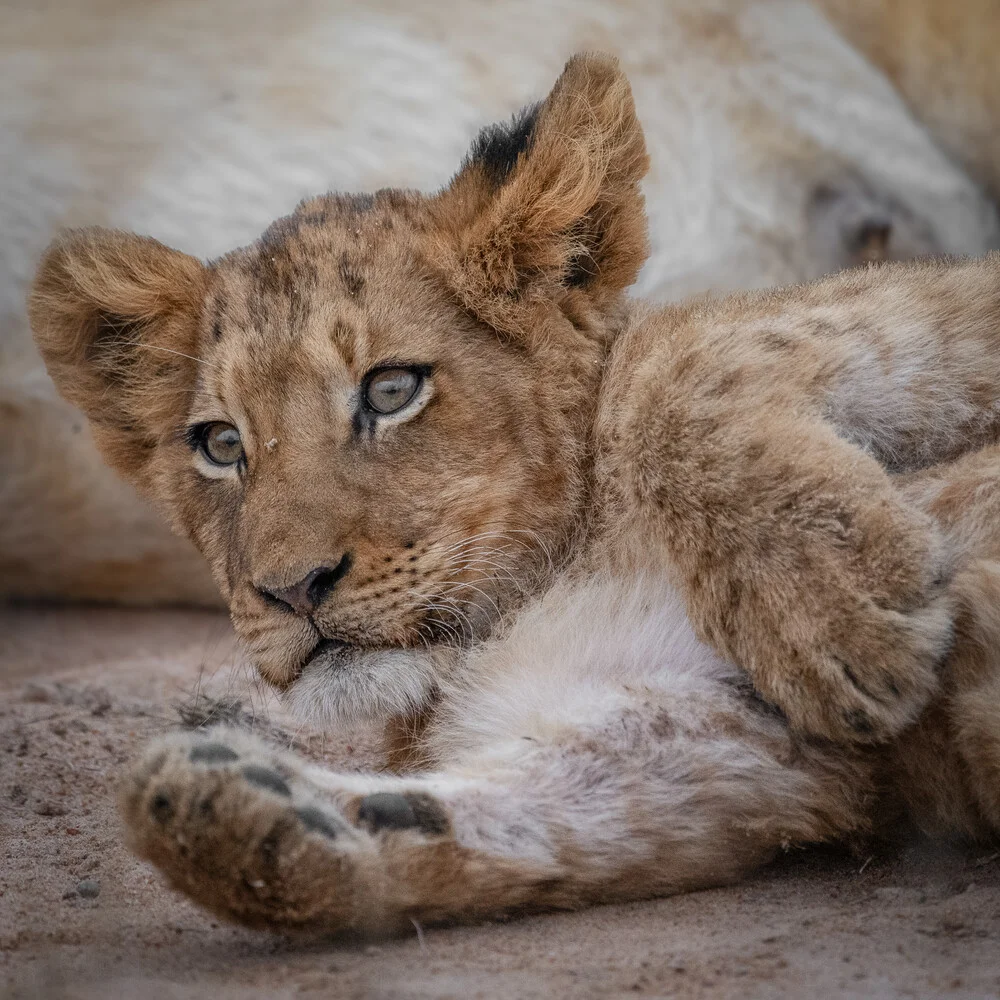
[258,555,352,617]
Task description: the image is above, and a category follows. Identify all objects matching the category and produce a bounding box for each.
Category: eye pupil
[365,368,421,414]
[200,422,243,466]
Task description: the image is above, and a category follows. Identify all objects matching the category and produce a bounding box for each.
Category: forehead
[201,192,454,378]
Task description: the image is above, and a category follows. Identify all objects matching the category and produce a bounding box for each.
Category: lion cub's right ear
[431,53,650,339]
[28,228,207,481]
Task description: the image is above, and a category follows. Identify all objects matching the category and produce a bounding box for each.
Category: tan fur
[27,54,1000,933]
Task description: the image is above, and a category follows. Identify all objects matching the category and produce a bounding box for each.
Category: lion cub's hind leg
[120,645,871,934]
[120,727,555,934]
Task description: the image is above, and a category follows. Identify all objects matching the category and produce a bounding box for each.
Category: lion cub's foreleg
[604,256,1000,746]
[120,674,866,933]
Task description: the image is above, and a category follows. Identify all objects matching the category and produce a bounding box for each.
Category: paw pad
[357,792,419,832]
[150,792,174,823]
[189,742,239,765]
[241,765,291,797]
[296,805,340,839]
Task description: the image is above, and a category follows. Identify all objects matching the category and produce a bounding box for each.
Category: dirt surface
[3,605,1000,1000]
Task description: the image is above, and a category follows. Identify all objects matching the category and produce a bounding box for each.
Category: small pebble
[77,879,100,899]
[33,800,68,817]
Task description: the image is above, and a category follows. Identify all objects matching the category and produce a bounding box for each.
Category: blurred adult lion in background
[3,0,999,606]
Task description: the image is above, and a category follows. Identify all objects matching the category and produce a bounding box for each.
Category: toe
[241,765,292,797]
[357,792,418,832]
[189,742,240,765]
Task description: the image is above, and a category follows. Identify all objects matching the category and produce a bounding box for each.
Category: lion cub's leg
[608,254,1000,746]
[610,332,954,747]
[120,668,868,933]
[895,445,1000,836]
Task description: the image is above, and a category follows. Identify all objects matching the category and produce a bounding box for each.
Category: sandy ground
[3,605,1000,1000]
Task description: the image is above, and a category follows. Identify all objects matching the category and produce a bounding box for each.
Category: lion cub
[29,55,1000,932]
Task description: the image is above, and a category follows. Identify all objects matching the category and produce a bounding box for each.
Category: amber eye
[364,367,422,415]
[198,422,244,466]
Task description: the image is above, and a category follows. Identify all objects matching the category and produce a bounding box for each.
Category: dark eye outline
[185,421,245,468]
[360,363,433,416]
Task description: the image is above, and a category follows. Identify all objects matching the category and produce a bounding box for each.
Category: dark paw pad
[241,765,291,797]
[358,791,449,835]
[150,792,174,823]
[357,792,418,832]
[189,742,239,765]
[296,805,340,839]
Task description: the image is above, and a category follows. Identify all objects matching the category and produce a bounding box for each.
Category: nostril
[306,553,352,608]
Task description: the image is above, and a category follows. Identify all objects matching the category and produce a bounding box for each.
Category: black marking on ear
[259,214,304,249]
[464,102,542,188]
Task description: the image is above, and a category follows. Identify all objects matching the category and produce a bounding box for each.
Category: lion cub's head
[29,55,648,722]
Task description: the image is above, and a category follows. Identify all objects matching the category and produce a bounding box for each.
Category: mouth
[307,638,353,663]
[300,637,368,676]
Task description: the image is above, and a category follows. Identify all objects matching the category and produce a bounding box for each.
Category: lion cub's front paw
[769,587,952,744]
[119,728,451,932]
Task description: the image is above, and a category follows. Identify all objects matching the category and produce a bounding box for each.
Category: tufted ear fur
[28,228,207,483]
[431,53,650,336]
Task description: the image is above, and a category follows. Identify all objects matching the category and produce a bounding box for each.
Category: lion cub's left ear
[431,53,650,336]
[28,228,207,481]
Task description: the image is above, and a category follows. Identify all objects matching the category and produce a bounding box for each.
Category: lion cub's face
[174,197,584,689]
[30,55,649,721]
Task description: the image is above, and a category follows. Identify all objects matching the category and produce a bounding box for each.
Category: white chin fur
[284,646,439,727]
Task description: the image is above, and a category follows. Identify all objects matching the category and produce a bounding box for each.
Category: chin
[283,642,445,727]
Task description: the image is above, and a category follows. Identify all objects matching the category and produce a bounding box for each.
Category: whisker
[139,343,220,369]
